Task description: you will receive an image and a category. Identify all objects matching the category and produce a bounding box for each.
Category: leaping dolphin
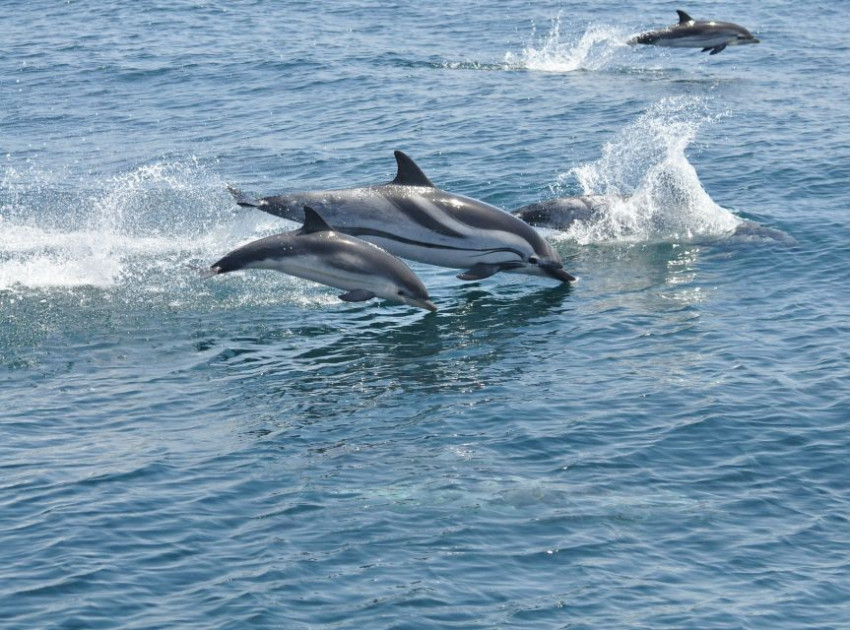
[210,207,437,312]
[628,10,759,55]
[228,151,575,283]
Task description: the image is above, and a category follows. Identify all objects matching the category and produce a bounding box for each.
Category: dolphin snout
[539,260,576,283]
[407,297,438,312]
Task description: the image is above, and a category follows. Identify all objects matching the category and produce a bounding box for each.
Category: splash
[504,16,630,73]
[0,160,281,297]
[554,96,741,244]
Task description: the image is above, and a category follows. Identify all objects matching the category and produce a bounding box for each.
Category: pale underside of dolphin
[628,9,760,55]
[210,207,437,311]
[228,151,575,283]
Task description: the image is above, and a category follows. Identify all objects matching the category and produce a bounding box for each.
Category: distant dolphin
[628,10,759,55]
[210,207,437,311]
[228,151,575,283]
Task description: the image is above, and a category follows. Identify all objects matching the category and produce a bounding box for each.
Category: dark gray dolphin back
[212,207,340,274]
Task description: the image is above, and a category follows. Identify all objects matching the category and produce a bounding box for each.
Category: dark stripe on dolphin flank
[384,196,467,238]
[343,226,524,258]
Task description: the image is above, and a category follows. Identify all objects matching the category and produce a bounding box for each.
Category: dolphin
[512,195,791,243]
[628,10,760,55]
[228,151,575,283]
[210,207,437,311]
[512,195,618,230]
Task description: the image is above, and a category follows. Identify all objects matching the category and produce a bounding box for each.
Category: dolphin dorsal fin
[676,10,694,24]
[300,207,334,234]
[392,151,435,188]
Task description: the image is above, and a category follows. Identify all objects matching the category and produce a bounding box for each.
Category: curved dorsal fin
[676,10,694,24]
[392,150,435,188]
[300,206,334,234]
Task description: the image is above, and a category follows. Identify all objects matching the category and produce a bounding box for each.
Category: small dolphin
[210,207,437,312]
[228,151,575,283]
[628,10,759,55]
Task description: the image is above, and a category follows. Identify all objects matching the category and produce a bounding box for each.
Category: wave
[550,96,742,244]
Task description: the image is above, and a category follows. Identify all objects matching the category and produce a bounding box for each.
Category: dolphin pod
[214,9,761,311]
[228,151,575,284]
[210,207,437,312]
[628,10,759,55]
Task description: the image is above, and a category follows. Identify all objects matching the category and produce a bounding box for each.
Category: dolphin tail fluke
[227,185,262,208]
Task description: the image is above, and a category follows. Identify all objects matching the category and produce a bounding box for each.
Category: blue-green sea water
[2,1,849,627]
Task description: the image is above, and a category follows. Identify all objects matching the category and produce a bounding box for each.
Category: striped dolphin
[512,195,620,230]
[210,207,437,311]
[628,10,759,55]
[228,151,575,283]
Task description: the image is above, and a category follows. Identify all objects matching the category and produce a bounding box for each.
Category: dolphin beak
[407,298,438,312]
[542,264,576,283]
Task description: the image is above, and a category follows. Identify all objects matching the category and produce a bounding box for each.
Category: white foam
[0,159,280,294]
[504,17,630,73]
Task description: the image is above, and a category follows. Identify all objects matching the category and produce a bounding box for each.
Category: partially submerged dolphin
[512,196,617,230]
[228,151,575,283]
[210,207,437,311]
[512,195,791,243]
[628,10,759,55]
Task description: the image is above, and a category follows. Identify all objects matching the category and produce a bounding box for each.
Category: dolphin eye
[529,256,539,265]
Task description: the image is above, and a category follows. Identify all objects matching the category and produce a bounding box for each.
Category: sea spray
[554,96,741,244]
[504,15,630,73]
[0,159,278,295]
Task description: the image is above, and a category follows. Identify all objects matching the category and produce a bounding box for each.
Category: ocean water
[2,1,849,627]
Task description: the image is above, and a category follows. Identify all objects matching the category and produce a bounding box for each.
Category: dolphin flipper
[338,289,377,302]
[457,263,501,281]
[708,44,727,55]
[227,185,263,208]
